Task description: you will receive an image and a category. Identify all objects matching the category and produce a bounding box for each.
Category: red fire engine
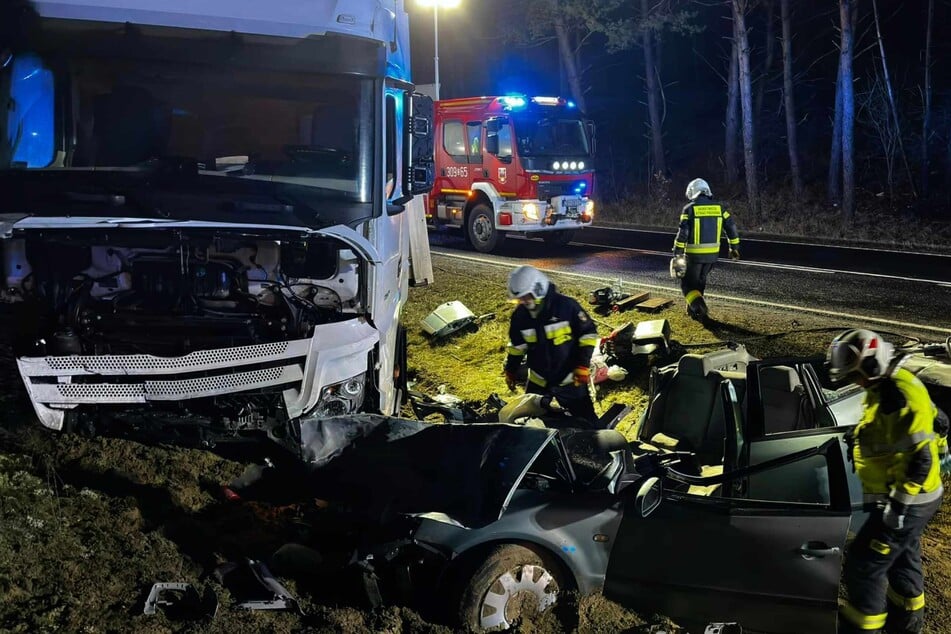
[426,95,596,253]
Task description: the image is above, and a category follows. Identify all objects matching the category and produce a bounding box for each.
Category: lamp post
[417,0,461,100]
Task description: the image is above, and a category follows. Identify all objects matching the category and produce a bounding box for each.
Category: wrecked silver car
[235,366,863,634]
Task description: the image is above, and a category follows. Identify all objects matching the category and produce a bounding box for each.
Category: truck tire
[456,544,566,632]
[467,203,502,253]
[542,230,575,246]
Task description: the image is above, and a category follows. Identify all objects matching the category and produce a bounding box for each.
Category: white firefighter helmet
[507,265,550,301]
[685,178,713,201]
[826,329,896,383]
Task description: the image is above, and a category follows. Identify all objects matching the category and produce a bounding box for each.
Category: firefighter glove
[883,500,906,530]
[669,254,687,279]
[504,370,518,392]
[729,248,741,260]
[572,366,591,387]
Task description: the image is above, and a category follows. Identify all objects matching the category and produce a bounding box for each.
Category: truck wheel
[467,203,502,253]
[542,230,575,246]
[456,544,566,632]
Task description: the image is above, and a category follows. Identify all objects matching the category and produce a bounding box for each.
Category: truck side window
[497,123,513,158]
[442,119,466,162]
[466,121,481,163]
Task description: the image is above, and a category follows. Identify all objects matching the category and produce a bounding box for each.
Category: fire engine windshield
[513,113,591,158]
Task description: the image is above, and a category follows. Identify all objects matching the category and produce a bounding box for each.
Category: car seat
[638,354,729,465]
[759,365,812,434]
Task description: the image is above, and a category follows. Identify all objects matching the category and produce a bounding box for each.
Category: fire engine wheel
[542,230,575,246]
[467,203,502,253]
[456,544,567,632]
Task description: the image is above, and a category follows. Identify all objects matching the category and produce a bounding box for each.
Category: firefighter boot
[687,295,709,322]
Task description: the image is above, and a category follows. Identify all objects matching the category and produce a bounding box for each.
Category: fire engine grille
[537,181,578,200]
[25,340,311,376]
[29,365,304,404]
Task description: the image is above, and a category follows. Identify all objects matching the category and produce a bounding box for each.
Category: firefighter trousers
[839,494,942,634]
[681,261,714,317]
[526,381,597,427]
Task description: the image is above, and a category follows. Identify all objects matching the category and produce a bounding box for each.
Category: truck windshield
[513,113,591,157]
[2,52,375,203]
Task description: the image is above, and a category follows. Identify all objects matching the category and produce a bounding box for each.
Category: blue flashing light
[500,96,526,108]
[573,181,587,195]
[567,101,576,108]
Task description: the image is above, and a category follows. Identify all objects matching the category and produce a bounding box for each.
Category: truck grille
[537,181,577,200]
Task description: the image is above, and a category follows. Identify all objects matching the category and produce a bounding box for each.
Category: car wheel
[457,544,566,632]
[542,230,575,247]
[467,203,502,253]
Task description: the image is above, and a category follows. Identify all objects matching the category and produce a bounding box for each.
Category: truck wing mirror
[586,120,597,156]
[485,134,499,155]
[403,92,435,197]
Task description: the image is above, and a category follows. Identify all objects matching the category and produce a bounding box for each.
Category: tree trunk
[870,0,916,199]
[779,0,802,197]
[733,0,759,215]
[828,62,843,204]
[641,0,666,176]
[839,0,855,221]
[754,0,776,120]
[725,24,741,184]
[553,16,587,113]
[920,0,933,198]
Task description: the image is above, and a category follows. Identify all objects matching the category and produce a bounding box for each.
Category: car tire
[467,203,502,253]
[456,544,566,632]
[542,230,575,247]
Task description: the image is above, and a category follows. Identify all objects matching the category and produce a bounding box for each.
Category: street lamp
[416,0,461,100]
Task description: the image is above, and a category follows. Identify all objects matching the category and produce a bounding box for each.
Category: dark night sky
[407,0,951,199]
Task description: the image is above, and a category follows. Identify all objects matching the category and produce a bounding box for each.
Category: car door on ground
[604,379,854,634]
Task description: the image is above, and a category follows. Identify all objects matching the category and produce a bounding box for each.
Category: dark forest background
[409,0,951,225]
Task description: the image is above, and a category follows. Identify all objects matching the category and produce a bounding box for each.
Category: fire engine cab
[427,95,596,253]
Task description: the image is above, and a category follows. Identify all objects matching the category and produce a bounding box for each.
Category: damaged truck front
[0,0,435,455]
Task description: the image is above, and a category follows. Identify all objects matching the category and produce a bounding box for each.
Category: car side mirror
[634,476,662,517]
[485,134,499,155]
[404,92,434,196]
[586,120,597,156]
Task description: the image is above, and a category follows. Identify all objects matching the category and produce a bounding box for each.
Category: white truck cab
[0,0,435,459]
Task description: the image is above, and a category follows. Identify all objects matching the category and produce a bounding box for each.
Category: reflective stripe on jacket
[673,195,740,263]
[504,285,597,388]
[854,367,944,504]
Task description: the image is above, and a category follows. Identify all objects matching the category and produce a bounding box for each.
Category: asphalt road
[428,227,951,338]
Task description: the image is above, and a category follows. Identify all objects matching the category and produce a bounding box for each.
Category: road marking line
[590,225,951,258]
[432,250,951,335]
[564,241,951,287]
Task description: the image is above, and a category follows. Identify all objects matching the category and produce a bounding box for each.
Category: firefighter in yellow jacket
[670,178,740,321]
[827,329,944,634]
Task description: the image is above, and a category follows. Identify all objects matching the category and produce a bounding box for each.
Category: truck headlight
[522,202,540,220]
[313,374,366,416]
[581,200,595,222]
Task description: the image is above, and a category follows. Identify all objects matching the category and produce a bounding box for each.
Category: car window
[809,360,865,403]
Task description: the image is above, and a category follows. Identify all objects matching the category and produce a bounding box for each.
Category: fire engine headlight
[313,374,366,417]
[583,200,595,219]
[522,202,540,220]
[552,161,561,170]
[578,161,585,169]
[569,161,578,170]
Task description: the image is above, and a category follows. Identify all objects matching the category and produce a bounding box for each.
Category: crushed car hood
[299,416,558,529]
